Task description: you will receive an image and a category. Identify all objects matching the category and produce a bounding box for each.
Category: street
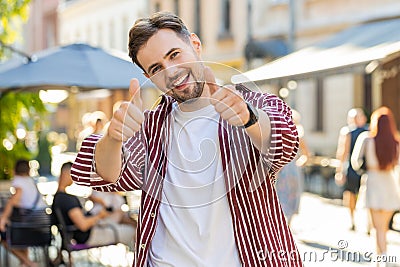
[293,193,400,267]
[2,192,399,266]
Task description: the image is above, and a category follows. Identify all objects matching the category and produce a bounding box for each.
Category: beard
[169,79,206,103]
[166,63,206,103]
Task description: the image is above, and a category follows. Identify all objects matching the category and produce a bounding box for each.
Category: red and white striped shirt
[71,85,302,267]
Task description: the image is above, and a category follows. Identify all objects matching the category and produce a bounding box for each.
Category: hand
[106,79,145,142]
[0,217,7,232]
[204,67,250,127]
[334,172,346,186]
[97,209,110,219]
[295,155,308,167]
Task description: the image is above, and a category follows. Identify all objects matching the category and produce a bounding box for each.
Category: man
[0,160,46,267]
[52,162,135,248]
[335,108,368,231]
[72,12,300,267]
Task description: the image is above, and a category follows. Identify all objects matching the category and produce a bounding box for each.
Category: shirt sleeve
[11,176,23,189]
[247,91,299,176]
[71,130,146,192]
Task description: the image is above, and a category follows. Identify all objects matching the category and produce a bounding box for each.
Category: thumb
[129,78,143,110]
[204,66,219,95]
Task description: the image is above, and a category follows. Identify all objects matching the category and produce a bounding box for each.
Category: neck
[178,97,211,112]
[177,83,213,112]
[57,180,69,192]
[57,186,66,192]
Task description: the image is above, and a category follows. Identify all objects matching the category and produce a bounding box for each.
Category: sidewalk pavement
[2,192,399,267]
[292,193,400,267]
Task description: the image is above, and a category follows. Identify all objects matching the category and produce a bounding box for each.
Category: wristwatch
[241,102,259,128]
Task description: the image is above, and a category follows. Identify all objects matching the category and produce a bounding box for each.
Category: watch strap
[241,102,259,129]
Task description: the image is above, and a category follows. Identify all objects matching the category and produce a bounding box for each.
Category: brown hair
[61,162,73,174]
[370,106,399,170]
[15,159,30,176]
[128,12,191,71]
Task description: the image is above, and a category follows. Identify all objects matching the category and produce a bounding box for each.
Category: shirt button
[150,213,156,218]
[140,244,146,249]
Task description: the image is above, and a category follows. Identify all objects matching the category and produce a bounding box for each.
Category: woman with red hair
[351,106,400,258]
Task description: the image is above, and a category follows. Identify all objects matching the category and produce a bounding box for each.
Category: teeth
[173,74,187,87]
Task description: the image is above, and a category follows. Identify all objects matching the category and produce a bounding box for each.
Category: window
[174,0,179,16]
[109,20,115,49]
[86,25,91,44]
[271,0,288,4]
[315,77,324,132]
[122,16,129,52]
[194,0,201,39]
[363,74,372,114]
[97,23,103,47]
[155,2,161,12]
[219,0,232,39]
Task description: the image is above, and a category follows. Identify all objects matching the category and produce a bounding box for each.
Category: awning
[244,39,288,60]
[232,18,400,84]
[0,43,154,92]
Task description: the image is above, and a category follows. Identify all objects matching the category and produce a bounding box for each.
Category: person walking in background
[71,12,301,266]
[351,106,400,259]
[276,109,310,225]
[0,160,46,267]
[335,108,368,230]
[52,162,136,249]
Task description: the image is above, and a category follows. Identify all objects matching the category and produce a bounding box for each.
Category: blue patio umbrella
[0,43,154,92]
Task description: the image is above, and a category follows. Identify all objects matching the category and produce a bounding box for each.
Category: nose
[164,63,179,78]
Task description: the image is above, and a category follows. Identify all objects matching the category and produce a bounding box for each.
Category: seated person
[89,191,136,225]
[0,159,46,267]
[52,162,136,248]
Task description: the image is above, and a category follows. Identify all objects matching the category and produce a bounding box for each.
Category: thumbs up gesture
[204,67,250,127]
[107,78,145,142]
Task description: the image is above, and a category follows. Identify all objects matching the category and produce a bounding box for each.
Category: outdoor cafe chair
[53,208,123,267]
[5,208,53,267]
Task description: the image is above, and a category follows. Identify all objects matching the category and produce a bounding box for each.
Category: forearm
[89,196,106,207]
[0,202,13,221]
[245,109,271,154]
[78,213,103,232]
[94,134,123,183]
[0,201,15,231]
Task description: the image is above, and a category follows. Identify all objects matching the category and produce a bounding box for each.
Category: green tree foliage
[0,92,47,180]
[0,0,48,179]
[0,0,31,58]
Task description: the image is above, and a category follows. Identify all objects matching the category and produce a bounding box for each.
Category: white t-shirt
[148,103,241,267]
[12,176,46,208]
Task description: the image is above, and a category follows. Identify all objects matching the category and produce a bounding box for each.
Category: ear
[190,33,202,56]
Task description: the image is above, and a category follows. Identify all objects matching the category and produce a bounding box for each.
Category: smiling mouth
[172,73,190,91]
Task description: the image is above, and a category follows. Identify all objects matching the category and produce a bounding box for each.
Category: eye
[170,51,179,59]
[151,65,162,75]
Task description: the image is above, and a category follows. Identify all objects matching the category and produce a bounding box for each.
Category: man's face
[137,29,206,103]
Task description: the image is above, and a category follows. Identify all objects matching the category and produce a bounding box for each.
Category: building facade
[24,0,59,54]
[16,0,400,158]
[247,0,400,157]
[57,0,162,151]
[58,0,146,52]
[146,0,400,157]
